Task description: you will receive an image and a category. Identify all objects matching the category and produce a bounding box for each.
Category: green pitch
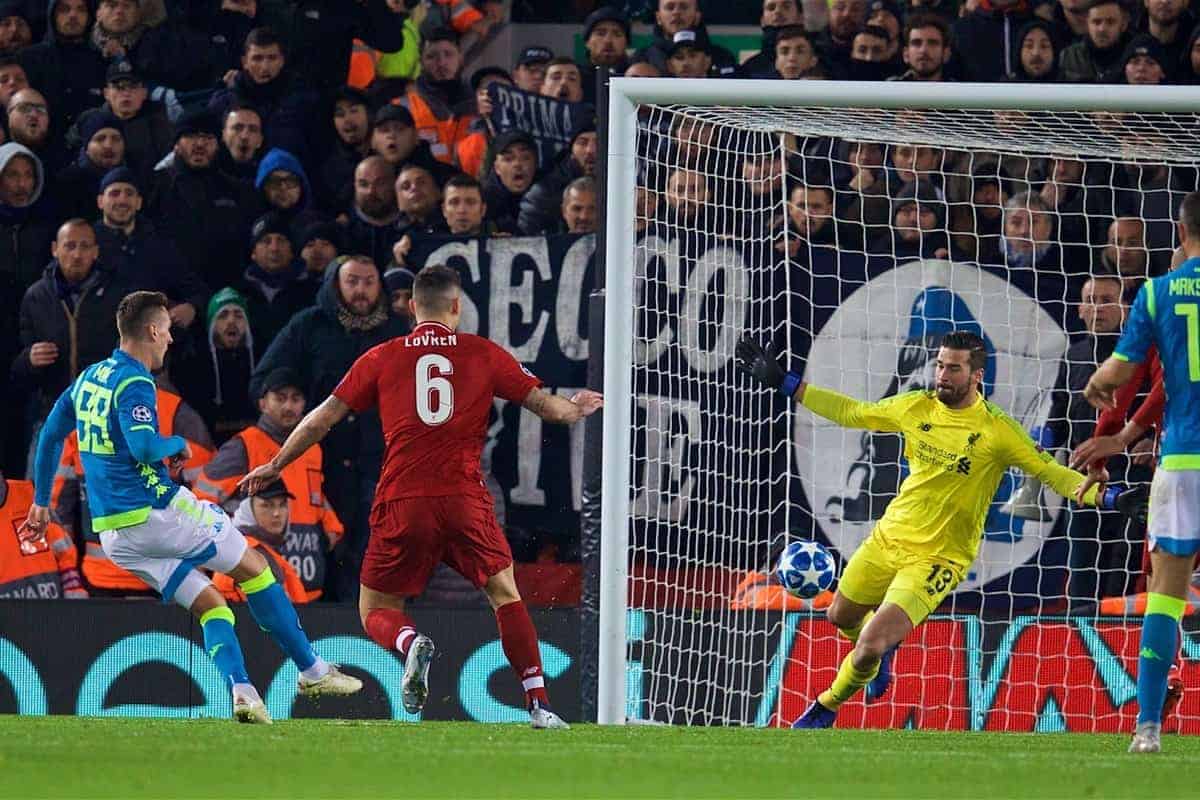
[2,716,1199,799]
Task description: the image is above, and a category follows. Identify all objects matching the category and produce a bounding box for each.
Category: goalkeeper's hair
[116,290,170,341]
[412,263,462,314]
[940,330,987,373]
[1179,191,1200,239]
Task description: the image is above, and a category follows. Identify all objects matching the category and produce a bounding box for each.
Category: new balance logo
[956,457,971,476]
[1140,647,1163,660]
[523,667,541,677]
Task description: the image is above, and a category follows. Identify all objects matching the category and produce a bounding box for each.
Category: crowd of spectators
[0,0,1189,606]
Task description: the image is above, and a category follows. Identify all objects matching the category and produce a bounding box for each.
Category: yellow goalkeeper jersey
[802,385,1099,568]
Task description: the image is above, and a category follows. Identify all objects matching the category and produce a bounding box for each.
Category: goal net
[599,80,1200,731]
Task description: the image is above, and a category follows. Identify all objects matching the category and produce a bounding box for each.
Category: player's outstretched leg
[235,559,363,699]
[485,567,567,730]
[360,587,435,714]
[1130,592,1186,753]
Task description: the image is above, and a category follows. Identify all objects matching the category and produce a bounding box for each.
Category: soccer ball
[775,540,836,599]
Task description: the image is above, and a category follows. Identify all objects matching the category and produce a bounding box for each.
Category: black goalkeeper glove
[1099,484,1149,526]
[735,335,802,398]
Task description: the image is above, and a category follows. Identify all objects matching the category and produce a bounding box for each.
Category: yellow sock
[838,611,874,644]
[818,650,879,710]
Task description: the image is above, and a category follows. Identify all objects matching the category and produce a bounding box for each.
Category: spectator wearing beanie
[255,147,325,244]
[91,0,217,92]
[1137,0,1193,82]
[1007,19,1060,80]
[216,104,264,182]
[20,0,107,132]
[146,107,258,291]
[236,210,319,347]
[172,286,258,444]
[1058,0,1131,82]
[208,27,317,163]
[296,219,342,278]
[482,128,537,234]
[951,0,1033,82]
[94,166,207,331]
[317,87,372,213]
[633,0,737,76]
[0,1,32,55]
[398,28,474,168]
[70,60,171,185]
[249,253,408,600]
[0,143,52,296]
[519,116,597,235]
[456,66,511,180]
[581,7,631,103]
[741,0,803,78]
[369,102,456,185]
[55,110,125,221]
[869,180,950,260]
[1119,33,1170,83]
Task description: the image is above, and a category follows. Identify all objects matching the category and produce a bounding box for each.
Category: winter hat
[99,165,139,194]
[258,366,302,398]
[79,112,123,145]
[469,65,512,92]
[0,1,28,21]
[374,103,415,128]
[892,180,947,229]
[205,286,254,406]
[298,220,342,251]
[569,115,597,147]
[173,107,220,142]
[383,266,414,294]
[583,6,631,41]
[250,211,293,248]
[1121,34,1169,74]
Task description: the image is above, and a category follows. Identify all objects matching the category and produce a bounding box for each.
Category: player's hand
[569,390,604,416]
[1073,465,1107,504]
[735,336,786,393]
[392,235,412,266]
[17,504,50,542]
[1069,435,1123,470]
[28,342,59,367]
[166,443,191,480]
[1099,484,1149,525]
[169,302,197,329]
[1082,377,1117,411]
[238,462,282,496]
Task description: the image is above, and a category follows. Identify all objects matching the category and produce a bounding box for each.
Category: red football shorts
[361,492,513,596]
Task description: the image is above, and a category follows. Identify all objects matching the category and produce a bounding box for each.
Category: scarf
[336,300,389,332]
[92,23,147,55]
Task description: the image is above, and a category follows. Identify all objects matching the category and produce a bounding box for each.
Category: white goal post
[599,79,1200,728]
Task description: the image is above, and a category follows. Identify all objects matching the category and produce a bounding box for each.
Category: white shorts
[1147,469,1200,557]
[99,486,248,609]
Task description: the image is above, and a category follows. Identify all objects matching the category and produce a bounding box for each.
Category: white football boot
[530,701,570,730]
[1128,721,1162,754]
[298,664,364,698]
[402,635,436,714]
[233,686,272,725]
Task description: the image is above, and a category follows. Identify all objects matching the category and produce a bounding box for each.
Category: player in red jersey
[239,262,603,728]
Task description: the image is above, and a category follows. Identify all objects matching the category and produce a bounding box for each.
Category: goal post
[598,79,1200,728]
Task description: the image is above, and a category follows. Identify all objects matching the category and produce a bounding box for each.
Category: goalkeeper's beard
[935,382,971,407]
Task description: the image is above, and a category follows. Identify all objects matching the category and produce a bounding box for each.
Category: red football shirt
[333,321,542,502]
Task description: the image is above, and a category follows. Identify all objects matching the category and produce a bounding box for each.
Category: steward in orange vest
[1,477,86,598]
[194,368,342,601]
[211,486,308,604]
[51,381,214,594]
[399,29,476,167]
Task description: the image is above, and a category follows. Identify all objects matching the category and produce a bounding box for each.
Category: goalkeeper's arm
[735,335,905,431]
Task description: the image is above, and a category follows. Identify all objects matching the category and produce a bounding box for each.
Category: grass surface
[2,716,1199,799]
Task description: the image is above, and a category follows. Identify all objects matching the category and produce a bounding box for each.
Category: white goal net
[602,80,1200,731]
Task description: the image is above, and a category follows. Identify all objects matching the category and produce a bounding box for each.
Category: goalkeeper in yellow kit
[736,330,1149,728]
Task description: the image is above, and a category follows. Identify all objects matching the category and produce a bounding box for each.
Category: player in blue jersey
[1085,192,1200,754]
[18,291,362,724]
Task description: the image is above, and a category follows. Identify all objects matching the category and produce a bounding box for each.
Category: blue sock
[1136,593,1186,725]
[240,568,317,672]
[200,607,250,690]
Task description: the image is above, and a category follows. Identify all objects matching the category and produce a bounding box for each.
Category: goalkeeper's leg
[818,603,912,712]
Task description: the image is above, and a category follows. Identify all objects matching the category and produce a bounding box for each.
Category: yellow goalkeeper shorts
[836,530,965,626]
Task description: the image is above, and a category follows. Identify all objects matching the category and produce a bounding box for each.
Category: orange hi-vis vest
[456,130,488,180]
[348,39,379,89]
[211,535,308,604]
[52,389,214,592]
[0,480,78,598]
[194,426,343,601]
[403,91,473,167]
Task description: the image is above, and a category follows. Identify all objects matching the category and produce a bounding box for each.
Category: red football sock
[364,608,418,657]
[495,600,549,709]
